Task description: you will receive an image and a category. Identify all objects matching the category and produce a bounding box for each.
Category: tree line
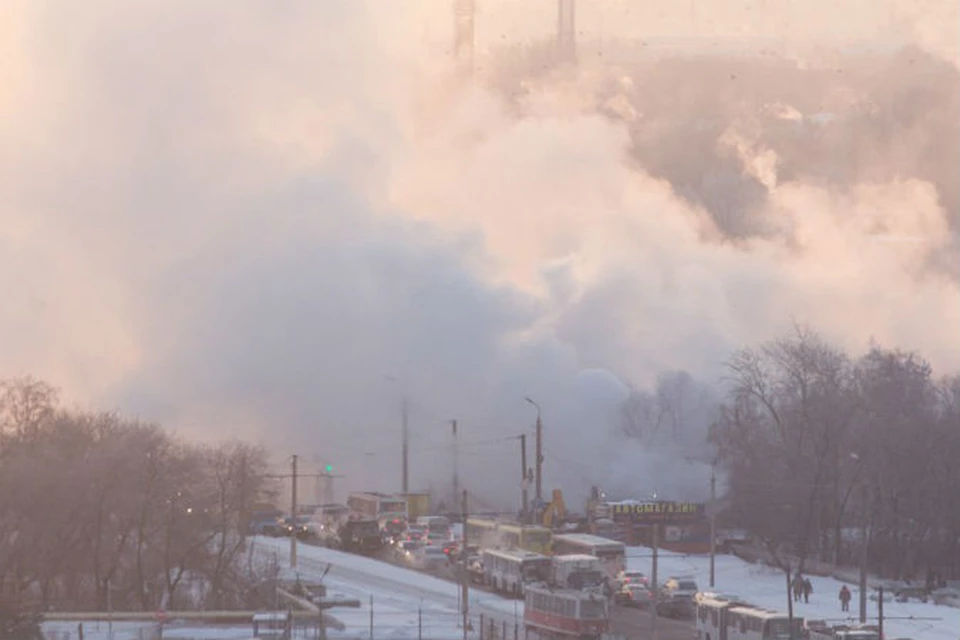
[710,327,960,581]
[0,377,279,613]
[617,327,959,581]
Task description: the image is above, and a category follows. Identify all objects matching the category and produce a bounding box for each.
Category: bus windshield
[522,560,549,582]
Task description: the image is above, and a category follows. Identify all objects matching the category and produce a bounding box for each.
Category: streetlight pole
[402,397,409,494]
[520,434,529,523]
[451,420,459,510]
[525,397,543,505]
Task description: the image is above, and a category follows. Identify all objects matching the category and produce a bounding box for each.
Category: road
[315,540,698,640]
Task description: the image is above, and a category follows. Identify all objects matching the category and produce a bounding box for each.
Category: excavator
[541,488,567,528]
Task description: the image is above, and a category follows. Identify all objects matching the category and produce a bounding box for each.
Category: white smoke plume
[1,0,957,510]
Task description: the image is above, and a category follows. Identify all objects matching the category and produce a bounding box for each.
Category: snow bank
[626,546,960,640]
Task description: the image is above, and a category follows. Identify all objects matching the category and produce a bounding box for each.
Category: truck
[347,492,408,524]
[337,519,384,556]
[402,492,431,521]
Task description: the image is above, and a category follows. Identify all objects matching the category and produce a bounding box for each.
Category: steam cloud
[1,0,957,509]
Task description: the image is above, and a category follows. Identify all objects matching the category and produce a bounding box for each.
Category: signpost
[609,501,706,524]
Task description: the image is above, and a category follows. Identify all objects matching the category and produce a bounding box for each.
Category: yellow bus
[465,517,552,555]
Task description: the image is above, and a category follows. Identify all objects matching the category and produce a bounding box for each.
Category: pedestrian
[839,585,851,612]
[803,578,813,604]
[793,574,804,602]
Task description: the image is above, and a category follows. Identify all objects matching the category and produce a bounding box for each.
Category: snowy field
[43,621,258,640]
[626,546,960,640]
[253,536,522,639]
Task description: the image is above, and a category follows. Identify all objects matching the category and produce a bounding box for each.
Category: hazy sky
[1,1,957,507]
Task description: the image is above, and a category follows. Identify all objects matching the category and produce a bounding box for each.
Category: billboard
[609,501,706,524]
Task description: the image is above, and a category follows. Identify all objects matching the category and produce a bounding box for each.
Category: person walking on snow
[803,578,813,603]
[793,574,804,602]
[839,585,851,612]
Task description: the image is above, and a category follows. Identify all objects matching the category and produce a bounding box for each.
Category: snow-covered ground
[253,537,522,639]
[44,621,256,640]
[626,546,960,640]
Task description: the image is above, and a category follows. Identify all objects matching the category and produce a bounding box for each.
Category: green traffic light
[325,465,333,472]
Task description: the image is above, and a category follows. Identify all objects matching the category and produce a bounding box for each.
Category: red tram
[523,584,609,639]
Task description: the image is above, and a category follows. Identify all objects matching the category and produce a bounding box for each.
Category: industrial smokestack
[454,0,475,75]
[557,0,576,63]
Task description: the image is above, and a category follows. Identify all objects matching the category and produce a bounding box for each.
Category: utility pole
[877,586,884,640]
[709,463,717,588]
[461,489,469,640]
[451,420,459,510]
[520,434,529,523]
[651,523,659,640]
[402,397,409,494]
[786,565,795,640]
[291,454,298,569]
[859,483,868,624]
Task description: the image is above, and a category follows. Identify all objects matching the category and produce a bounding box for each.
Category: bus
[550,555,605,591]
[498,523,552,555]
[465,517,500,547]
[523,584,609,640]
[481,548,551,597]
[347,492,408,524]
[465,518,552,555]
[551,533,626,579]
[696,593,804,640]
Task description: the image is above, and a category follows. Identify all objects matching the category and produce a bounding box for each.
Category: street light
[524,397,543,504]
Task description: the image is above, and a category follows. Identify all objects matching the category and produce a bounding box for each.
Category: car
[413,545,449,570]
[406,526,427,542]
[394,540,422,562]
[616,582,654,608]
[466,556,484,584]
[657,577,699,619]
[616,570,648,589]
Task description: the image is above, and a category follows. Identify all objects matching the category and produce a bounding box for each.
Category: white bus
[696,594,804,640]
[480,548,551,597]
[551,533,626,580]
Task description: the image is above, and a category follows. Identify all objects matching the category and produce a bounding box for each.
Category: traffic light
[325,464,333,473]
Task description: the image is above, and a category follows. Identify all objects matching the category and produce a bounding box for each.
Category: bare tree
[714,326,857,573]
[0,377,58,440]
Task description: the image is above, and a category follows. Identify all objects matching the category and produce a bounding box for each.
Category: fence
[42,609,523,640]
